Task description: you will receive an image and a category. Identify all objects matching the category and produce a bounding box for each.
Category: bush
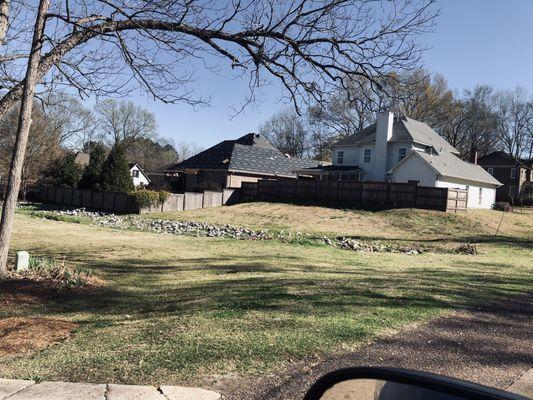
[158,190,170,204]
[129,189,170,208]
[18,257,92,289]
[493,202,512,212]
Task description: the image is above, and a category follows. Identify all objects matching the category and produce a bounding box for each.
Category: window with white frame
[397,147,407,162]
[336,150,344,164]
[487,167,493,175]
[363,149,371,163]
[132,169,139,178]
[510,167,516,178]
[478,187,482,205]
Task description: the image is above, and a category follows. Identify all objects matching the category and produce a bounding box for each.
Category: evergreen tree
[51,153,83,187]
[100,144,135,192]
[79,143,106,190]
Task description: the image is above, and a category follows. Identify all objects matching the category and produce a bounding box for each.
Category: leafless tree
[259,108,308,157]
[96,99,157,146]
[42,92,96,148]
[175,140,203,162]
[494,87,533,159]
[0,104,62,196]
[0,0,438,274]
[435,86,499,158]
[0,0,49,274]
[309,76,380,137]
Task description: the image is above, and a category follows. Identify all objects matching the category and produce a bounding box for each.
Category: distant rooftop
[169,133,320,177]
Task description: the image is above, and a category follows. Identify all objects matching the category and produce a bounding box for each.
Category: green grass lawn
[0,206,531,386]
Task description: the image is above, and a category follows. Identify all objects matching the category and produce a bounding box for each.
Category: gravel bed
[30,207,476,255]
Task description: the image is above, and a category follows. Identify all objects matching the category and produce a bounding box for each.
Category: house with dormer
[299,112,501,209]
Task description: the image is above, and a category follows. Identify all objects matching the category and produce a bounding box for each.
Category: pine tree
[100,144,135,192]
[79,143,106,190]
[51,153,83,187]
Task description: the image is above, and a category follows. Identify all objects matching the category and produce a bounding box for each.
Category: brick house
[478,151,533,203]
[167,133,321,191]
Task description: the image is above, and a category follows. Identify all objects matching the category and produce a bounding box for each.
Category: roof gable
[332,116,459,154]
[391,149,501,186]
[129,163,151,182]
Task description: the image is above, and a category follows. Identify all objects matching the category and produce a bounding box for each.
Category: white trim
[388,150,440,175]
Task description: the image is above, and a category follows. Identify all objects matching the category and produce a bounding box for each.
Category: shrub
[158,190,170,204]
[129,189,170,209]
[493,202,512,212]
[18,257,92,289]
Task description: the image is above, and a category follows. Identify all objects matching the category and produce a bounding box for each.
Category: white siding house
[389,149,500,209]
[326,112,502,209]
[129,164,150,188]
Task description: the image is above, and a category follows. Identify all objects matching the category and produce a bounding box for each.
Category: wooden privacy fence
[37,185,240,214]
[241,180,468,212]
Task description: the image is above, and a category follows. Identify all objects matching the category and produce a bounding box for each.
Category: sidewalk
[0,380,221,400]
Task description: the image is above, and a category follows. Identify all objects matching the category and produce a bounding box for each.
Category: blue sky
[132,0,533,149]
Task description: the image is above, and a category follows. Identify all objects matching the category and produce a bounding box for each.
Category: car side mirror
[303,367,528,400]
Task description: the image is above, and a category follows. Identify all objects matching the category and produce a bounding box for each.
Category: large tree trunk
[0,0,8,43]
[0,0,50,276]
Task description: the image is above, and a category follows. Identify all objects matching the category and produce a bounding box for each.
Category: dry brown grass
[149,202,533,241]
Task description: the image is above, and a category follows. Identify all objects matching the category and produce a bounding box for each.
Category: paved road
[229,294,533,400]
[0,381,220,400]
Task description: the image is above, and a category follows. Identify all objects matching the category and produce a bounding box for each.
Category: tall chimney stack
[469,148,478,164]
[373,111,394,180]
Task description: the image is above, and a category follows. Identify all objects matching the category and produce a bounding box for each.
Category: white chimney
[374,111,394,181]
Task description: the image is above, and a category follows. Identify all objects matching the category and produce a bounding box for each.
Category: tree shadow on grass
[251,292,533,400]
[4,250,530,327]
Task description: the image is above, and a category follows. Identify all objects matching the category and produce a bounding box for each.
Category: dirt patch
[0,277,105,312]
[0,317,78,358]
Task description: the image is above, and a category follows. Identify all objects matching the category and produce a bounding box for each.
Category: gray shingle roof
[169,133,319,177]
[334,116,459,154]
[394,150,501,186]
